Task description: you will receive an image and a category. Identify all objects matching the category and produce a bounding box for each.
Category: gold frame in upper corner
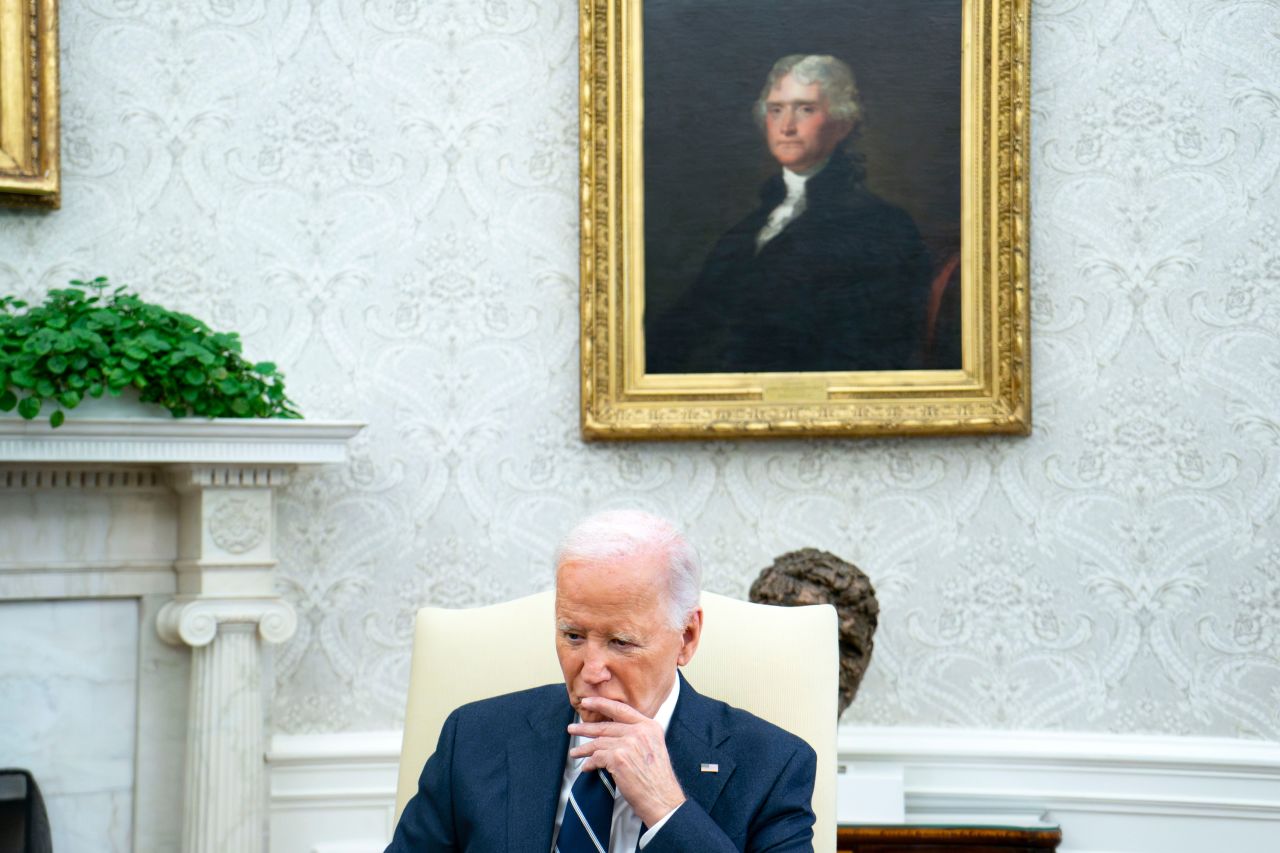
[578,0,1030,440]
[0,0,59,209]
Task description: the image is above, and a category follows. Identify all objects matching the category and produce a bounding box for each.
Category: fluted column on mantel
[157,599,296,853]
[157,464,300,853]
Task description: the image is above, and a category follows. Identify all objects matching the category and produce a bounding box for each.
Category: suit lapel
[666,674,735,819]
[507,694,574,853]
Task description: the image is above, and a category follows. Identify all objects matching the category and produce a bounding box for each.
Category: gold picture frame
[579,0,1029,439]
[0,0,59,209]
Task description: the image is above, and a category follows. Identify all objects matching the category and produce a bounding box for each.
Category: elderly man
[385,510,817,852]
[646,54,934,374]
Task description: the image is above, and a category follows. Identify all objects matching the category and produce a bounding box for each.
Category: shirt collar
[783,157,830,187]
[780,167,809,198]
[652,673,681,731]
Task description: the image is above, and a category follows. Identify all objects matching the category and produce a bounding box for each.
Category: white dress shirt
[551,677,682,852]
[755,160,830,253]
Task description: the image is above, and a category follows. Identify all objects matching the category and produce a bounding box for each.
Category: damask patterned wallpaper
[1,0,1277,739]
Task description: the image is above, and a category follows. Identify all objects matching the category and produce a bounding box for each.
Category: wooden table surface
[838,824,1062,852]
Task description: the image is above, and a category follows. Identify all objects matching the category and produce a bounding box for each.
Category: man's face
[555,552,702,722]
[764,73,852,173]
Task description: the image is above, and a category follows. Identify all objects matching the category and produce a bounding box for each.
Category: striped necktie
[556,768,615,853]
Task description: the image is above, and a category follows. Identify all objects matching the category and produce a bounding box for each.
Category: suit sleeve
[384,711,460,853]
[642,741,817,853]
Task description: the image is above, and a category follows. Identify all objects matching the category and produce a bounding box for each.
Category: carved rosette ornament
[207,496,270,554]
[749,548,880,716]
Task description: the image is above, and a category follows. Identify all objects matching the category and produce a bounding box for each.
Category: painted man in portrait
[646,54,935,374]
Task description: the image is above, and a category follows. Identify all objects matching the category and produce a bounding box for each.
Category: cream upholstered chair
[393,590,839,853]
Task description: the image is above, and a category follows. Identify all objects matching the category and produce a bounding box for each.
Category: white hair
[555,509,702,630]
[753,54,863,128]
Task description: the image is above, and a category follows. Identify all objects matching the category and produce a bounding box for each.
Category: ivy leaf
[1,276,299,425]
[0,390,15,411]
[88,310,120,328]
[49,409,65,428]
[25,331,55,355]
[137,330,172,352]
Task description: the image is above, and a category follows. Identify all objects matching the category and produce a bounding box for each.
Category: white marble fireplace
[0,418,362,853]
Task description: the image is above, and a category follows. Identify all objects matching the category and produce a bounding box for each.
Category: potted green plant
[0,277,300,427]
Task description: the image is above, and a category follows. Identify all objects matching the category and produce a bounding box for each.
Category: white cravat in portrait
[755,163,826,252]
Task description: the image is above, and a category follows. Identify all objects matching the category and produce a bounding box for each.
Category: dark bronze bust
[749,548,879,716]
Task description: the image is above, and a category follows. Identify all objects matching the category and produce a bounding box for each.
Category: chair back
[393,589,838,853]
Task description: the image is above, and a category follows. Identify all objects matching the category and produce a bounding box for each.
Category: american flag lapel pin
[700,763,719,773]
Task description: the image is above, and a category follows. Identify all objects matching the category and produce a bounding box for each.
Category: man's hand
[568,697,686,827]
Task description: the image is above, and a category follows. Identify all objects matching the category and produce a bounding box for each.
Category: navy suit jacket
[385,674,817,852]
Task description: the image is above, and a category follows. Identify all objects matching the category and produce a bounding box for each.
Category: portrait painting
[579,0,1030,438]
[643,2,961,376]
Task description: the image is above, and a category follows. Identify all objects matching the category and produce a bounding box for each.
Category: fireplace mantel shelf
[0,418,364,464]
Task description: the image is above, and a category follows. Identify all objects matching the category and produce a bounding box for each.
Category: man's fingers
[567,720,631,738]
[569,736,623,760]
[577,696,647,723]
